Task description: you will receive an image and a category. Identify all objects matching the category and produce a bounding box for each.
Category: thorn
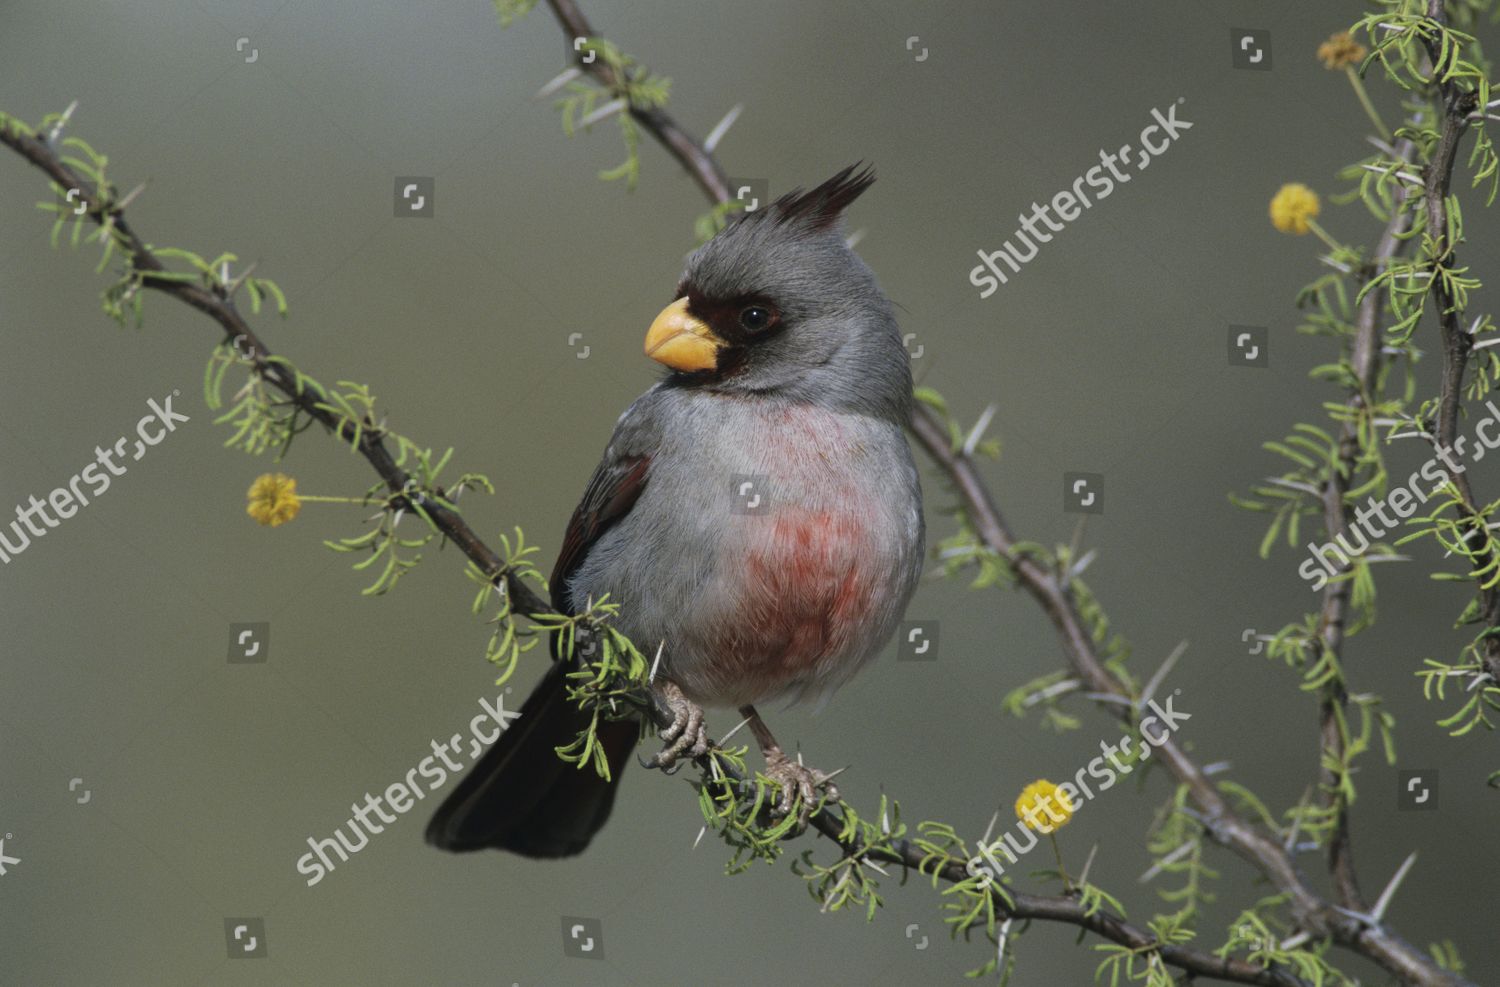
[1068,549,1097,578]
[1279,930,1312,951]
[226,260,258,296]
[1370,851,1417,924]
[46,99,79,146]
[693,825,707,849]
[1138,641,1188,712]
[1021,678,1080,708]
[1077,843,1099,887]
[648,641,664,683]
[1201,760,1232,776]
[702,102,743,153]
[115,181,148,211]
[578,98,627,128]
[996,918,1014,969]
[718,714,753,745]
[980,809,1000,847]
[535,66,583,99]
[1137,839,1195,884]
[844,228,866,250]
[1284,787,1312,852]
[961,404,998,458]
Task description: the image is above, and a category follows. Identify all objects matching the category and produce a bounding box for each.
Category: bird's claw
[642,680,710,773]
[762,749,840,833]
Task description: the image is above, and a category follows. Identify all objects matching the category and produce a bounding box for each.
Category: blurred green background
[2,1,1496,984]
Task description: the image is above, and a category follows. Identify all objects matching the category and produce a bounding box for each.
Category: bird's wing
[549,394,660,613]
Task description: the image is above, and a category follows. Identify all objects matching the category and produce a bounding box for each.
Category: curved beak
[644,297,724,372]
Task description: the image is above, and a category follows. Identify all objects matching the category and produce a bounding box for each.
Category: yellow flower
[246,472,302,527]
[1015,779,1075,834]
[1317,32,1366,71]
[1270,183,1321,235]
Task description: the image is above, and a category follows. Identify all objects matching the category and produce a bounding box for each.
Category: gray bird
[427,165,924,857]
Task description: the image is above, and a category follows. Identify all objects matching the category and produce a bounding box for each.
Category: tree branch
[1316,133,1417,915]
[1417,7,1500,684]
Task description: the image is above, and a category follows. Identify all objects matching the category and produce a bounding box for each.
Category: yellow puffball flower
[1317,32,1367,71]
[1270,183,1321,235]
[1015,779,1075,834]
[246,472,302,527]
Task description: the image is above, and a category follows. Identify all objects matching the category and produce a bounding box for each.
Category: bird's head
[643,164,912,422]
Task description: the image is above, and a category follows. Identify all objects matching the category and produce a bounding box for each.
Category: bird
[425,164,925,858]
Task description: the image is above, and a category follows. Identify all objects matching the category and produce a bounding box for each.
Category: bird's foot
[762,748,841,833]
[642,680,710,773]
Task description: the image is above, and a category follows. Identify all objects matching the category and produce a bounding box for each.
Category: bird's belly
[665,411,919,706]
[687,504,887,703]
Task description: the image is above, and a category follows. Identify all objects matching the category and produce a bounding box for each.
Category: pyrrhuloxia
[427,165,924,857]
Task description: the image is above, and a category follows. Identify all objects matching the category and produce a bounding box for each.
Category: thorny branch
[1317,133,1417,916]
[1418,1,1500,685]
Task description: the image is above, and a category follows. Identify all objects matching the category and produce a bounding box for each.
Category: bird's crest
[766,163,875,231]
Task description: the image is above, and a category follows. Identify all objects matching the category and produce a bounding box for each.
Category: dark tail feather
[425,663,637,857]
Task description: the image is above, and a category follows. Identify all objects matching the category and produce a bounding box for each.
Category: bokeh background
[2,1,1496,984]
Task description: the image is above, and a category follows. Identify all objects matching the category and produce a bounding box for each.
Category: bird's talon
[762,750,837,834]
[645,680,710,772]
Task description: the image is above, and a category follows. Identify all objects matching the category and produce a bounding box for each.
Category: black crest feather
[770,163,875,230]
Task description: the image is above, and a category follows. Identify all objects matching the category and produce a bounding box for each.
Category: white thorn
[535,66,583,99]
[1370,851,1417,924]
[1279,930,1312,950]
[844,228,866,250]
[1081,691,1135,707]
[47,99,79,145]
[962,404,998,458]
[702,102,743,153]
[996,918,1014,969]
[1077,843,1099,887]
[1021,678,1080,708]
[1284,788,1311,852]
[115,181,147,211]
[980,809,1000,848]
[648,641,664,683]
[1138,642,1187,711]
[578,98,628,128]
[718,715,753,745]
[693,825,707,849]
[1138,839,1195,883]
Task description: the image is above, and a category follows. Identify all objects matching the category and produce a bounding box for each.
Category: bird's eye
[739,305,775,333]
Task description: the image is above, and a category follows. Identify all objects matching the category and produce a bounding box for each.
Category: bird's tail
[425,662,637,857]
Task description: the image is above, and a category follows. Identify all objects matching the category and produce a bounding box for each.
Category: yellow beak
[644,297,724,372]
